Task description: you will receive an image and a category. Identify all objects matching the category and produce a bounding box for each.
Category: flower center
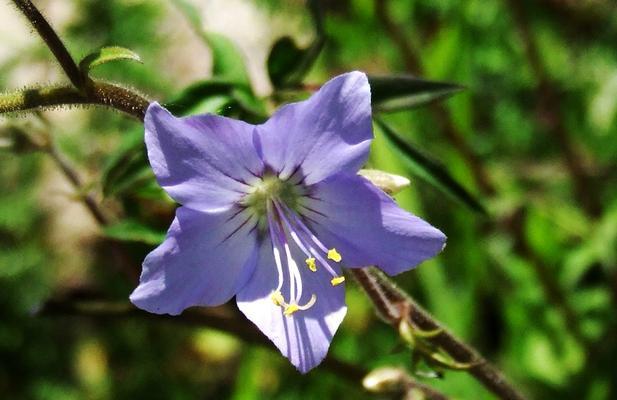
[241,174,299,219]
[241,174,346,317]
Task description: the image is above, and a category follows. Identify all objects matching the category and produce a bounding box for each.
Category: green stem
[11,0,83,89]
[0,80,149,121]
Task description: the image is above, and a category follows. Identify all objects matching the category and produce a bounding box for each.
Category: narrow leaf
[375,118,487,215]
[369,75,464,112]
[79,46,142,72]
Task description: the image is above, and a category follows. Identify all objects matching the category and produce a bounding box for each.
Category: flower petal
[302,174,446,275]
[256,71,372,185]
[130,206,259,315]
[145,102,264,212]
[236,239,347,373]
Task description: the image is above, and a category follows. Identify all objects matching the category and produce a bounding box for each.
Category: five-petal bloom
[130,71,446,373]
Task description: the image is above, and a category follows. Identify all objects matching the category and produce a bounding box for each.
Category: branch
[35,298,376,391]
[351,268,528,400]
[0,81,149,121]
[11,0,83,88]
[47,142,109,225]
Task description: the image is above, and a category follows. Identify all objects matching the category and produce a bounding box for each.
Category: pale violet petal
[256,72,372,185]
[236,239,346,373]
[302,174,446,275]
[130,206,259,315]
[145,102,263,212]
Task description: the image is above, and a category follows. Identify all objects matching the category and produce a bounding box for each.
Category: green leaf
[101,128,148,197]
[171,0,250,85]
[375,118,487,215]
[369,75,464,112]
[165,80,267,122]
[103,219,165,245]
[79,46,142,73]
[267,35,324,88]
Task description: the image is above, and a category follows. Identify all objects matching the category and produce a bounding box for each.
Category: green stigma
[242,175,300,219]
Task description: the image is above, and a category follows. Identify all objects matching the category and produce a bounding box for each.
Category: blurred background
[1,0,617,399]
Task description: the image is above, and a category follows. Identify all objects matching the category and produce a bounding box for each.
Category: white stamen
[267,204,285,292]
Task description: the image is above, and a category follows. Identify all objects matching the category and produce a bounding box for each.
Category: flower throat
[242,174,345,317]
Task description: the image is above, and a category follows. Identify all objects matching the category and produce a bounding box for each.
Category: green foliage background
[1,0,617,399]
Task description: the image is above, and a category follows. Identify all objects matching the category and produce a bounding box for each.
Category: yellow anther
[283,294,317,316]
[283,303,300,316]
[305,257,317,272]
[331,276,345,286]
[271,291,286,307]
[327,248,342,262]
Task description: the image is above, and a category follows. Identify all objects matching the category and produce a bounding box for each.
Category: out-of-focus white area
[0,0,305,93]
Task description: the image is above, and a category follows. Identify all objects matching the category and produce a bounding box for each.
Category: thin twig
[47,143,109,226]
[351,268,528,400]
[11,0,83,88]
[37,298,359,386]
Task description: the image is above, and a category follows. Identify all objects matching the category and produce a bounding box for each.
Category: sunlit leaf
[369,75,464,112]
[375,118,486,214]
[165,80,266,122]
[79,46,142,73]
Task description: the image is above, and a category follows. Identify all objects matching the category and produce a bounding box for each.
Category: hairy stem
[351,268,528,400]
[0,80,149,121]
[11,0,83,88]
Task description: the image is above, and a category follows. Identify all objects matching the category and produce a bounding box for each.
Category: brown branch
[36,298,364,381]
[351,268,528,400]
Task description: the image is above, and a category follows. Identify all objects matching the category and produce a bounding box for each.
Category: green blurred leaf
[375,118,487,214]
[171,0,250,86]
[369,75,464,112]
[103,219,165,245]
[165,80,267,122]
[267,35,324,88]
[267,1,324,88]
[101,129,150,197]
[79,46,142,73]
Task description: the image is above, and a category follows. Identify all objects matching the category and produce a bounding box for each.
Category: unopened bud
[359,169,410,195]
[363,367,407,393]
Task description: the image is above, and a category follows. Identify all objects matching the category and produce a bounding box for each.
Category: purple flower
[130,72,446,373]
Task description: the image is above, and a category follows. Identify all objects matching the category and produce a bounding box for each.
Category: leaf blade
[369,75,464,112]
[79,46,142,73]
[375,118,487,215]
